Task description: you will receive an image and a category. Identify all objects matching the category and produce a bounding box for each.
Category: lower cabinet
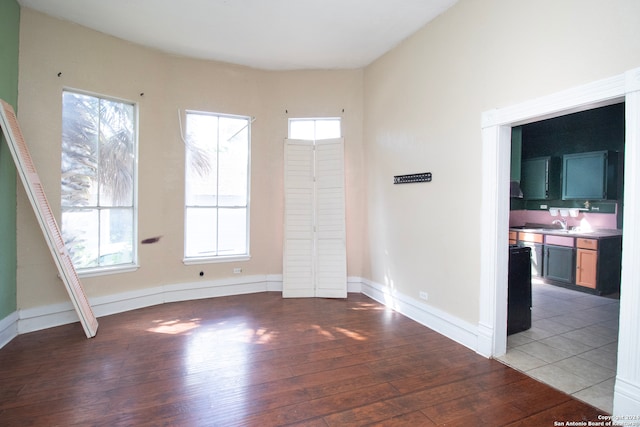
[576,248,598,289]
[509,231,517,245]
[513,229,622,295]
[574,237,622,295]
[544,245,575,284]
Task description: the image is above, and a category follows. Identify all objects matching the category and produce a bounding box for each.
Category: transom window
[288,117,341,140]
[61,90,137,273]
[184,111,251,262]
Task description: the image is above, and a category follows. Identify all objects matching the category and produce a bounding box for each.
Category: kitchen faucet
[552,218,568,230]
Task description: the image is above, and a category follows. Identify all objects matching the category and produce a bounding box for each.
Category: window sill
[183,255,251,265]
[77,264,140,278]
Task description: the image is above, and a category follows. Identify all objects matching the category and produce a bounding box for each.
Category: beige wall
[16,9,365,309]
[363,0,640,324]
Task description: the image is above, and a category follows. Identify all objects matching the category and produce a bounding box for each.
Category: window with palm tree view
[184,111,250,261]
[61,91,137,272]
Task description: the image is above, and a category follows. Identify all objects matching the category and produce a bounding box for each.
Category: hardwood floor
[0,293,606,426]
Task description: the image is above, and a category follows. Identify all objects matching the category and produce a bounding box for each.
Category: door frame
[479,67,640,415]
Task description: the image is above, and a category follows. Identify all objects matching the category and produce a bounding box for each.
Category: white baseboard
[347,276,362,293]
[0,311,18,349]
[476,322,496,358]
[16,274,286,335]
[9,275,475,356]
[162,275,282,304]
[11,275,479,354]
[357,277,479,352]
[9,275,361,337]
[91,286,165,318]
[614,377,640,416]
[266,274,283,292]
[18,301,79,334]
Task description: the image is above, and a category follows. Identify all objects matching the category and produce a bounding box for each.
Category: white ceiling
[18,0,457,70]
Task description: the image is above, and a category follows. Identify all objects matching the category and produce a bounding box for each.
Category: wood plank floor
[0,292,607,426]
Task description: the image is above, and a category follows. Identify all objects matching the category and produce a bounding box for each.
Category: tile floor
[497,279,620,413]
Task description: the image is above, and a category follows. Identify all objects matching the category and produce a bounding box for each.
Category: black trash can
[508,245,532,335]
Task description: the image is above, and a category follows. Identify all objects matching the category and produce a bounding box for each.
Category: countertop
[510,226,622,239]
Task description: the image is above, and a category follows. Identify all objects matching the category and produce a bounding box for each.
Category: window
[61,90,137,273]
[288,117,341,140]
[184,111,250,262]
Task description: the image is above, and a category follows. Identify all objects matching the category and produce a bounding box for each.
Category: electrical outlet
[233,267,242,274]
[419,291,428,301]
[540,204,548,209]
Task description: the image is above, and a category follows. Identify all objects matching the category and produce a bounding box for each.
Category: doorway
[501,106,624,412]
[479,66,640,415]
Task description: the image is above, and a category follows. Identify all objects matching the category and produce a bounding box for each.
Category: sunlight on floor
[334,326,367,341]
[350,301,386,311]
[311,324,335,339]
[147,318,202,335]
[145,316,372,347]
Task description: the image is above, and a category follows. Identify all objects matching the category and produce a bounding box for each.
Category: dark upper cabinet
[562,150,618,200]
[511,127,522,183]
[520,156,560,200]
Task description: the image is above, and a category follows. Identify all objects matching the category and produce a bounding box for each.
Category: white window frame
[61,89,139,277]
[183,110,251,264]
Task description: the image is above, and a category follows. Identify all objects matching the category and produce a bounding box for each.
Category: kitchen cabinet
[562,150,618,200]
[511,126,522,183]
[576,247,597,289]
[510,227,622,295]
[509,231,517,245]
[544,245,575,284]
[575,237,622,294]
[520,156,560,200]
[510,127,525,201]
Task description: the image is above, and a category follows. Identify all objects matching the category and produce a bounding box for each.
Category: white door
[283,138,347,298]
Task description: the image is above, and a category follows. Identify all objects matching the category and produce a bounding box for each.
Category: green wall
[0,0,20,320]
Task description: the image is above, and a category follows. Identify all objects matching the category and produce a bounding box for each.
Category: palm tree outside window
[61,90,137,272]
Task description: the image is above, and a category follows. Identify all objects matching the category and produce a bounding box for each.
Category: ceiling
[18,0,458,70]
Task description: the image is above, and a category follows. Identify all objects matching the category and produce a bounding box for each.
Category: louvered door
[283,138,346,298]
[314,139,347,297]
[283,140,315,297]
[1,99,98,338]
